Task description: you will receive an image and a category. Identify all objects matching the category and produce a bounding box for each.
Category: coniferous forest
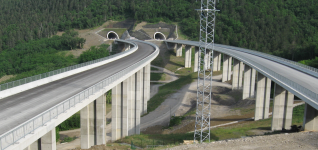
[0,0,318,79]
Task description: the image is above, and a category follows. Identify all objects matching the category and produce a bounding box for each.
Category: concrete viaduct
[0,40,158,150]
[166,40,318,132]
[0,38,318,149]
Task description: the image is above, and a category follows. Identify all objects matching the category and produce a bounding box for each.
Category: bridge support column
[304,104,318,131]
[239,62,244,89]
[176,44,182,57]
[111,83,122,141]
[185,45,192,68]
[222,54,229,82]
[243,65,251,99]
[124,43,130,51]
[24,139,40,150]
[222,54,232,82]
[194,47,199,72]
[81,94,106,148]
[96,95,106,145]
[271,84,294,131]
[250,69,256,98]
[255,73,271,121]
[217,53,221,71]
[122,78,130,137]
[204,51,208,70]
[213,51,221,71]
[242,66,256,99]
[135,70,143,134]
[207,50,212,70]
[142,64,150,115]
[232,59,240,90]
[41,129,56,150]
[129,75,136,136]
[81,102,94,148]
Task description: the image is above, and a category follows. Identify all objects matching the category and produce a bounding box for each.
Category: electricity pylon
[194,0,218,143]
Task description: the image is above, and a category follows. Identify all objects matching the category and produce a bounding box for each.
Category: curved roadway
[167,40,318,108]
[0,41,155,135]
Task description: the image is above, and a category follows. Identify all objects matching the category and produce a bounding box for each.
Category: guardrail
[0,40,159,150]
[215,46,318,105]
[165,39,318,107]
[166,40,318,78]
[216,44,318,78]
[0,40,136,92]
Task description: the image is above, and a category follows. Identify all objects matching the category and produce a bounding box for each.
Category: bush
[57,113,80,131]
[169,116,185,127]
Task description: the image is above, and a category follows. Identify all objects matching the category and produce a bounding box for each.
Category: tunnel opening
[154,32,166,40]
[107,31,119,39]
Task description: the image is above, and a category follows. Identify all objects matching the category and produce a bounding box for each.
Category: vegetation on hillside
[1,0,318,69]
[0,34,110,83]
[0,30,85,78]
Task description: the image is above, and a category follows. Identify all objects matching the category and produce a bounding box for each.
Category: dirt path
[141,72,238,132]
[164,131,318,150]
[134,22,148,31]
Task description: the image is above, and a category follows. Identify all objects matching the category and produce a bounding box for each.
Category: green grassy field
[146,74,194,114]
[150,73,166,81]
[119,104,305,148]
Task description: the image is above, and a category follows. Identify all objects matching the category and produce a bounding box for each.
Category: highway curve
[0,41,155,135]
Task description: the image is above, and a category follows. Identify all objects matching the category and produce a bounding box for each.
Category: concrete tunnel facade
[107,31,119,39]
[154,32,166,40]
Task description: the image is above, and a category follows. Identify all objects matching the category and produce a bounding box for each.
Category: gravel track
[165,132,318,150]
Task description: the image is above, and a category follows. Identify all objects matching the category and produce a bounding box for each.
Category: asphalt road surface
[0,41,155,135]
[169,40,318,93]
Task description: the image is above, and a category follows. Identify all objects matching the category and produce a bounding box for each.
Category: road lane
[0,41,155,135]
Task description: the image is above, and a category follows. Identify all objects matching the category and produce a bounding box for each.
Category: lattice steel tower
[194,0,218,143]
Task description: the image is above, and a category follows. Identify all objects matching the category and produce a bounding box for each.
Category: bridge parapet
[0,40,159,150]
[0,40,137,100]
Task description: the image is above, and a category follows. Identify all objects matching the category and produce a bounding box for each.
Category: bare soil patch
[164,131,318,150]
[0,75,15,83]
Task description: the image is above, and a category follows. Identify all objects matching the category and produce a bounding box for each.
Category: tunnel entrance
[107,31,119,39]
[154,32,166,40]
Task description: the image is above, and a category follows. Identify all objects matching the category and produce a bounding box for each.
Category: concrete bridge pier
[81,94,106,149]
[222,54,232,82]
[239,62,244,89]
[213,51,221,72]
[143,64,151,115]
[232,59,240,90]
[41,129,56,150]
[242,65,256,99]
[24,130,56,150]
[204,50,209,70]
[271,84,294,131]
[138,68,144,116]
[254,73,272,121]
[112,66,147,141]
[176,44,183,57]
[194,47,199,72]
[232,60,245,90]
[23,140,39,150]
[124,43,130,51]
[207,50,212,70]
[304,104,318,131]
[185,45,192,68]
[111,82,127,141]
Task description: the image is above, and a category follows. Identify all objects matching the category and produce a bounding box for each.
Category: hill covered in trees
[0,0,318,70]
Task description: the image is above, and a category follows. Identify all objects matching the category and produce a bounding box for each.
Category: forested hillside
[1,0,318,71]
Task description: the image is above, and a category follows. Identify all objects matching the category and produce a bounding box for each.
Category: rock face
[164,132,318,150]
